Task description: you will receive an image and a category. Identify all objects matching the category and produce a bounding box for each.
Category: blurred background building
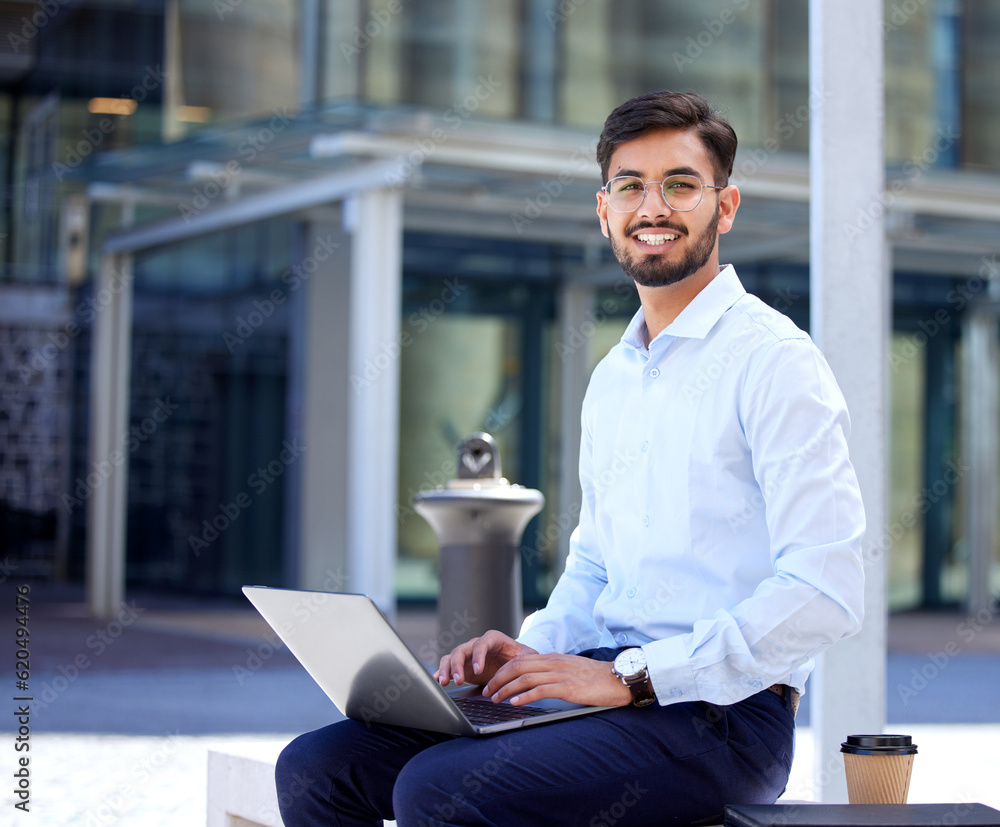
[0,0,998,616]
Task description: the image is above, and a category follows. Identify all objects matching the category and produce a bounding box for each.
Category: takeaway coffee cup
[841,734,918,804]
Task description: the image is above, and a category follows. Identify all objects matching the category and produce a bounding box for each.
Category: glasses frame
[601,174,725,213]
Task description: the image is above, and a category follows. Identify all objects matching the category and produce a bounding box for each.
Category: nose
[637,181,673,217]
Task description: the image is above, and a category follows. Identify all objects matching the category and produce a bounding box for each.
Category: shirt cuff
[643,635,697,705]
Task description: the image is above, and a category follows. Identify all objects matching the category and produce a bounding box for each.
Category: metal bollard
[414,433,544,653]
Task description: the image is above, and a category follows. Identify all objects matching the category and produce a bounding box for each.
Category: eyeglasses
[601,174,724,213]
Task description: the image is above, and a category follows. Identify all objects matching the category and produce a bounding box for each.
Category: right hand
[433,630,538,688]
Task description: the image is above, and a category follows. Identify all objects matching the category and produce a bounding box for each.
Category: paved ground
[2,581,999,825]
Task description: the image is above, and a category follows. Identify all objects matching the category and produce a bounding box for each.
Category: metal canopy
[77,101,1000,277]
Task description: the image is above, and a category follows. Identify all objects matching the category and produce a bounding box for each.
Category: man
[276,91,865,826]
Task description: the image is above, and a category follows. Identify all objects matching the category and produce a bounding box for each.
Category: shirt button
[641,515,649,527]
[617,633,628,645]
[627,587,637,598]
[640,441,648,453]
[670,688,683,698]
[649,368,660,378]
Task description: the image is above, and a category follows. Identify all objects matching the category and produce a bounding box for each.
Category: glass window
[884,0,940,166]
[360,0,521,119]
[962,1,1000,170]
[559,0,767,144]
[163,0,298,139]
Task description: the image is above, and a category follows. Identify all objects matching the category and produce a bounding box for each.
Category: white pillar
[344,188,404,617]
[86,253,134,617]
[962,308,999,617]
[809,0,888,803]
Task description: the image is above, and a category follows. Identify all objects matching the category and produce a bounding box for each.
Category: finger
[447,639,480,685]
[470,635,499,676]
[482,656,552,698]
[435,653,452,686]
[490,673,562,706]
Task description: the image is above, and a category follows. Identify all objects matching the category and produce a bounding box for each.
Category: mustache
[626,220,687,236]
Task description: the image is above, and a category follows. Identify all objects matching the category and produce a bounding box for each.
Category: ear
[596,190,610,238]
[716,185,740,235]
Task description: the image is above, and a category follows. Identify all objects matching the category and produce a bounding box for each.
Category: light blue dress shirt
[518,266,866,706]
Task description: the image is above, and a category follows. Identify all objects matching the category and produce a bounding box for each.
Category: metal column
[86,252,134,617]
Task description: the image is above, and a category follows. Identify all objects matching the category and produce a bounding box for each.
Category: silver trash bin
[414,433,544,653]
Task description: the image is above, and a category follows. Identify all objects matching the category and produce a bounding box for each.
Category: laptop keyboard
[454,696,553,724]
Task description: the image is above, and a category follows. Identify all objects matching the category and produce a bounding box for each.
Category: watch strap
[622,671,657,707]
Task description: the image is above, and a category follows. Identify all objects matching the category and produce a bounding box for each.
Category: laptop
[723,803,1000,827]
[242,586,613,736]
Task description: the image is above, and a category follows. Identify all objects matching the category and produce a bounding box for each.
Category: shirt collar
[621,265,745,352]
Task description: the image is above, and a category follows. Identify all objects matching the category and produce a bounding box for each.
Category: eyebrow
[613,165,706,180]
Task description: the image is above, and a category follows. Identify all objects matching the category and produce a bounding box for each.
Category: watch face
[614,648,647,680]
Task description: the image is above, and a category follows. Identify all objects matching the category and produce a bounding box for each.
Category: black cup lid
[841,734,917,755]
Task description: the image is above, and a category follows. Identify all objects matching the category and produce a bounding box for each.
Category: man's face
[596,127,738,289]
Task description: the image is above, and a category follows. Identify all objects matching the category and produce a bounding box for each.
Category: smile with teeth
[635,231,680,245]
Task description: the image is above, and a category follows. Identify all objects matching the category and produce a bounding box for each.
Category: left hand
[482,653,634,708]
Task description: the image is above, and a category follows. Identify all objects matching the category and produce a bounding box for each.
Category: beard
[610,206,720,288]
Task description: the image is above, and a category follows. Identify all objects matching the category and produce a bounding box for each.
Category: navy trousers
[274,675,796,827]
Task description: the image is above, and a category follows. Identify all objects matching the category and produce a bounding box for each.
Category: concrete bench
[206,742,398,827]
[206,741,285,827]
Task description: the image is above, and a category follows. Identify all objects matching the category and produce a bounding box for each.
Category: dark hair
[596,91,738,186]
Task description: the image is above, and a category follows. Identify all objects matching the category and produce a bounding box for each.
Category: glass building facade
[2,0,999,610]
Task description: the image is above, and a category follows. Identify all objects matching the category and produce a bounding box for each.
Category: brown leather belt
[766,683,800,718]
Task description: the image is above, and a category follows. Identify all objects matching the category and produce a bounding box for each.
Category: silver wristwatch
[611,647,657,707]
